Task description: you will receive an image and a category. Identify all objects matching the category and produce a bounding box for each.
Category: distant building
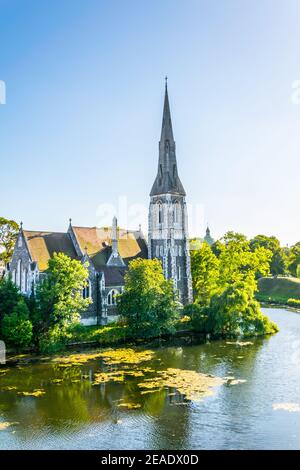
[204,226,215,246]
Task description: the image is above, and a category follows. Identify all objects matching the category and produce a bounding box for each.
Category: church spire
[160,76,174,143]
[150,79,186,197]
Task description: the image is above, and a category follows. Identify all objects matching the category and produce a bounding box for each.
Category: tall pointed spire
[150,79,186,197]
[160,76,174,143]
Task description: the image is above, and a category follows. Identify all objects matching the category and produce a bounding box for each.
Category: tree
[250,235,287,276]
[288,242,300,277]
[200,281,278,337]
[0,218,19,264]
[35,253,91,351]
[190,231,277,338]
[118,258,179,338]
[191,242,219,306]
[1,300,33,349]
[216,232,271,292]
[0,277,22,322]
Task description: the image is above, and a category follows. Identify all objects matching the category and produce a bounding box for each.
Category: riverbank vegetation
[256,276,300,307]
[3,218,299,353]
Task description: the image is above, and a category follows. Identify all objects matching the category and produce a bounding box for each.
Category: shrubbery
[287,298,300,308]
[0,279,33,349]
[118,258,180,339]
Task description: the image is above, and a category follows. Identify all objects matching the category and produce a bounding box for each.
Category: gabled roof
[72,226,148,271]
[101,266,127,286]
[23,231,78,272]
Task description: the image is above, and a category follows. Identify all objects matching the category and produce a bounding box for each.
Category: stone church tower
[148,80,193,304]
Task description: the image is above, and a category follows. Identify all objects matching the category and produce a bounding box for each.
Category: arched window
[177,265,181,281]
[24,268,28,293]
[159,205,163,224]
[17,259,22,289]
[174,202,181,224]
[160,246,164,257]
[156,245,159,258]
[82,280,92,299]
[107,289,119,306]
[178,245,182,256]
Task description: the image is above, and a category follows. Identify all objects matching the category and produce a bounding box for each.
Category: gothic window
[177,265,181,281]
[158,203,163,224]
[174,202,181,224]
[178,245,182,256]
[24,268,28,293]
[160,246,164,257]
[107,289,119,306]
[18,236,22,248]
[83,280,92,299]
[17,259,22,289]
[156,245,159,258]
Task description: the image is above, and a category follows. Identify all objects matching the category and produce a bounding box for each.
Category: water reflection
[0,308,300,449]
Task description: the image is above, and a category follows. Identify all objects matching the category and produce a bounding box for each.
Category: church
[7,82,193,324]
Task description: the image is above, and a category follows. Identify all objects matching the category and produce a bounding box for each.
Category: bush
[287,298,300,307]
[118,259,180,338]
[1,300,33,349]
[38,324,71,353]
[0,278,22,322]
[183,303,209,333]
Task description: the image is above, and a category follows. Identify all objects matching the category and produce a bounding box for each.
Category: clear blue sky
[1,0,300,246]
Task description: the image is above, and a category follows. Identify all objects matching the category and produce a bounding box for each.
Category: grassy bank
[257,276,300,307]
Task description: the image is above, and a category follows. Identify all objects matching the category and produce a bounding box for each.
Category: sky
[1,0,300,246]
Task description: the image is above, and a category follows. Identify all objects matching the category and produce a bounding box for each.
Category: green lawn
[257,276,300,305]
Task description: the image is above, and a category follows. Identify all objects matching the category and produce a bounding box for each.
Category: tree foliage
[191,242,219,306]
[0,217,19,264]
[1,300,33,349]
[190,231,277,338]
[250,234,287,276]
[288,242,300,277]
[0,277,22,322]
[118,258,180,338]
[35,253,91,351]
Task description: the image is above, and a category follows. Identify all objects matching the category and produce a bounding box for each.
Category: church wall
[8,232,37,295]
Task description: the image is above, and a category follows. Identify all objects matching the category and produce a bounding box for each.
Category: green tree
[0,218,19,264]
[118,258,179,338]
[218,232,271,290]
[250,235,287,276]
[191,242,219,306]
[35,252,91,351]
[190,232,277,338]
[0,277,22,322]
[204,281,278,337]
[288,242,300,277]
[1,300,33,349]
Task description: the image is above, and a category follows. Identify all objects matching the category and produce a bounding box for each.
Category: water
[0,307,300,450]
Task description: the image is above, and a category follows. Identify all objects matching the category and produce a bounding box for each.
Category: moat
[0,307,300,450]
